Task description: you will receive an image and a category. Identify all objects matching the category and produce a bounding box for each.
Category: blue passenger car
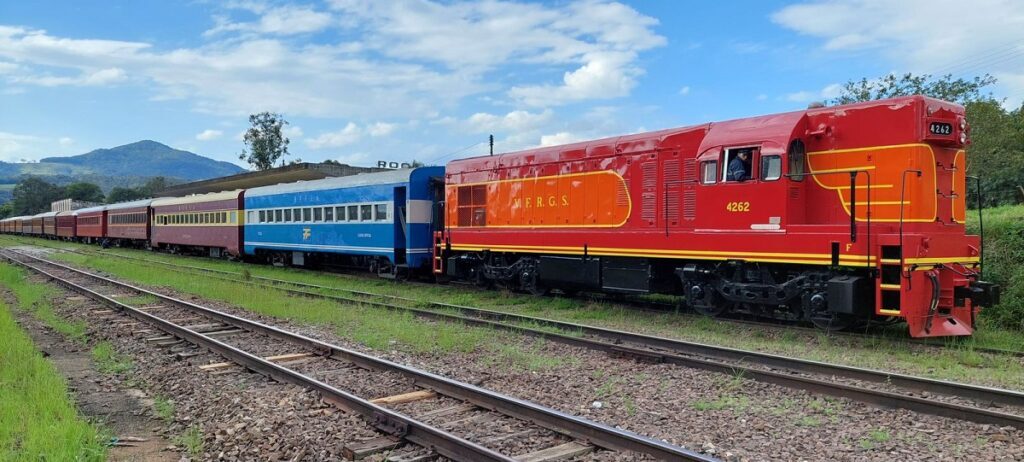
[243,167,444,275]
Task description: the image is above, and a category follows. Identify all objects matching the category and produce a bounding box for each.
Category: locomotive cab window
[761,155,781,181]
[701,161,717,184]
[723,148,756,182]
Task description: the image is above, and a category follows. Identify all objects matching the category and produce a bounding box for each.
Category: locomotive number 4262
[726,201,750,212]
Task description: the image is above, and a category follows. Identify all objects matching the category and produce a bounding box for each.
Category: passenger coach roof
[37,211,59,218]
[151,190,242,207]
[77,205,108,214]
[105,198,155,211]
[245,168,415,198]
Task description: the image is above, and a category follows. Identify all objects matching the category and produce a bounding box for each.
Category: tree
[831,72,1022,207]
[829,73,998,106]
[106,187,145,203]
[10,177,64,214]
[240,112,290,170]
[138,176,170,197]
[0,203,12,219]
[64,182,104,203]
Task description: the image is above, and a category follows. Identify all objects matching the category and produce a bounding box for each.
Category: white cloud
[195,129,223,141]
[678,85,690,96]
[206,5,334,36]
[772,0,1024,106]
[330,0,664,107]
[784,83,842,103]
[464,109,553,133]
[307,122,361,149]
[367,122,395,137]
[756,94,768,101]
[283,125,304,138]
[509,51,644,106]
[58,136,73,146]
[539,132,583,147]
[14,67,126,87]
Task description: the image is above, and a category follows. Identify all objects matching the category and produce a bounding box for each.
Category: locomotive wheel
[807,311,857,332]
[520,270,549,296]
[693,300,729,317]
[473,269,494,289]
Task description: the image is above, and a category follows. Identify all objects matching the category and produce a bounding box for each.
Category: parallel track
[3,248,712,462]
[20,245,1024,431]
[20,236,1022,359]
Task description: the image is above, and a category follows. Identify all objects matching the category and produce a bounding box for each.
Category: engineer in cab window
[727,150,752,181]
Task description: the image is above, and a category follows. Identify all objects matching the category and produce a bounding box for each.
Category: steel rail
[74,246,1024,410]
[2,254,513,462]
[54,243,1024,359]
[3,249,713,462]
[19,248,1024,431]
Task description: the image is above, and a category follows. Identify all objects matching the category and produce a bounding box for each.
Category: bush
[967,205,1024,330]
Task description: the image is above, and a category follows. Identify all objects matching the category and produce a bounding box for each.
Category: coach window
[314,207,323,222]
[335,206,345,222]
[220,212,227,223]
[299,208,309,222]
[325,207,334,221]
[360,204,372,221]
[259,210,266,223]
[347,205,358,222]
[701,161,717,184]
[283,209,291,222]
[788,139,806,181]
[375,204,388,221]
[274,209,282,222]
[761,155,782,181]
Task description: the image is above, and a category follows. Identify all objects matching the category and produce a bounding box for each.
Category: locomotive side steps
[1,248,713,462]
[20,245,1024,431]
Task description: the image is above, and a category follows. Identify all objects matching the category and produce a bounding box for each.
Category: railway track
[1,248,712,462]
[17,236,1022,359]
[18,245,1024,432]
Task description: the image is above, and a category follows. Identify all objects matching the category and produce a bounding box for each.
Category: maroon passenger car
[106,199,153,246]
[151,190,244,257]
[76,205,107,242]
[56,211,77,239]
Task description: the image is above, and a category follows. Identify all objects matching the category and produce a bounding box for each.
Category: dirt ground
[12,308,177,462]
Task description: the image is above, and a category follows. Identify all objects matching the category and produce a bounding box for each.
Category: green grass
[154,396,175,421]
[0,298,107,461]
[29,243,568,369]
[7,234,1024,390]
[966,204,1024,331]
[174,425,203,456]
[91,341,134,374]
[0,263,88,342]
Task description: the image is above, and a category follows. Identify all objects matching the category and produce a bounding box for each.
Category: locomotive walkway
[2,248,712,462]
[35,245,1024,431]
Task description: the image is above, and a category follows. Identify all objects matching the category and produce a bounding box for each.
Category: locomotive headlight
[960,132,968,144]
[959,119,967,131]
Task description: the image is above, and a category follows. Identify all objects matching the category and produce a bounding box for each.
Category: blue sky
[1,0,1022,168]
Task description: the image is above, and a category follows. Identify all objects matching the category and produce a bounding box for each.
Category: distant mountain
[37,140,245,180]
[0,140,246,203]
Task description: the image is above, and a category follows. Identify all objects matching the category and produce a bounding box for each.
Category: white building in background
[51,198,100,212]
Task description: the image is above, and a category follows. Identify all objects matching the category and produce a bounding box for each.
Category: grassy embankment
[5,233,1022,390]
[966,204,1024,331]
[0,264,107,461]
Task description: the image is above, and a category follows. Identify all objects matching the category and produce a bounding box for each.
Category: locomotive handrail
[966,175,984,279]
[899,169,923,280]
[786,168,873,271]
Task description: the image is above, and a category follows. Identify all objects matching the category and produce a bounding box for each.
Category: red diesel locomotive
[439,96,999,338]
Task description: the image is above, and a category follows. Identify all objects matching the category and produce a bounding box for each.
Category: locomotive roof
[245,168,422,198]
[105,198,155,211]
[151,189,243,207]
[447,95,959,170]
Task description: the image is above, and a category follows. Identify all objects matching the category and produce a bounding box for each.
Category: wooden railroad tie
[198,353,315,372]
[516,441,594,462]
[370,390,437,405]
[341,436,402,461]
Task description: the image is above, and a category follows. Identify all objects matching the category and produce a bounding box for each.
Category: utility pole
[489,134,494,156]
